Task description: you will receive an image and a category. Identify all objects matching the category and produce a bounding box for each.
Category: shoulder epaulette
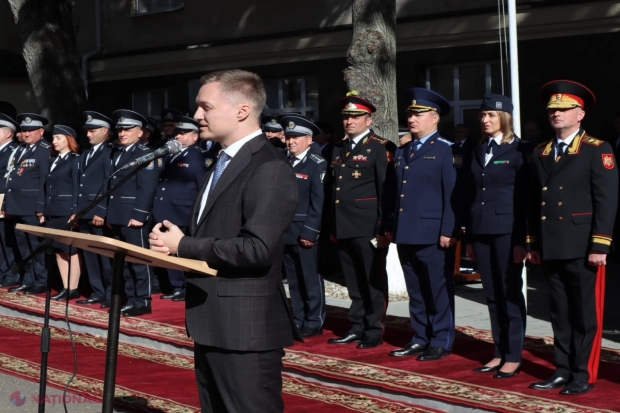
[137,144,150,151]
[70,152,80,157]
[193,145,207,153]
[436,137,454,146]
[582,136,604,147]
[370,135,389,145]
[39,141,51,149]
[309,153,325,164]
[536,139,552,150]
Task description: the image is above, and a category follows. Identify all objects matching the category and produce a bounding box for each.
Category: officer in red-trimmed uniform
[324,91,396,349]
[526,80,618,395]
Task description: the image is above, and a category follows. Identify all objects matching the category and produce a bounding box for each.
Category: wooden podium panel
[16,224,216,276]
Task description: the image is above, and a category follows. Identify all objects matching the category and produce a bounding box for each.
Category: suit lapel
[410,132,439,162]
[50,156,67,173]
[474,143,485,168]
[84,147,102,171]
[552,130,585,174]
[538,140,555,178]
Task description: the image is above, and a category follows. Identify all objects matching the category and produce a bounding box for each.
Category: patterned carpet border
[0,316,441,413]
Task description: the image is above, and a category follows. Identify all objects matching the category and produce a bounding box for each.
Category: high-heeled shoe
[493,364,521,379]
[473,364,501,373]
[51,289,68,300]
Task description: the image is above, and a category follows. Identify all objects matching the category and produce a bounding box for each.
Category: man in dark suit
[325,91,396,349]
[281,114,327,338]
[385,88,462,361]
[107,110,161,317]
[151,115,213,302]
[526,80,618,395]
[74,112,115,306]
[3,113,51,295]
[0,112,19,287]
[149,69,301,413]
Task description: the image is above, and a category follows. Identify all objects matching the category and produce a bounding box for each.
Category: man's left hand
[149,220,184,255]
[588,251,607,267]
[439,236,456,248]
[128,219,144,228]
[299,238,314,248]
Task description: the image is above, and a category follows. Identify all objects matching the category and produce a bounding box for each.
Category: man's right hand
[92,215,105,227]
[526,251,541,265]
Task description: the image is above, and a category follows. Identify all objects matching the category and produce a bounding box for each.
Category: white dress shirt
[484,134,514,166]
[349,129,371,149]
[291,148,310,168]
[50,152,69,172]
[555,129,579,159]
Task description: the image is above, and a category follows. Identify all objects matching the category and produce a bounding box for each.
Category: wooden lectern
[16,224,216,413]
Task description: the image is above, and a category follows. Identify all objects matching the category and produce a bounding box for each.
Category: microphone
[118,140,182,171]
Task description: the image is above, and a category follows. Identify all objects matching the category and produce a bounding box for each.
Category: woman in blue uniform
[465,94,530,379]
[44,125,82,301]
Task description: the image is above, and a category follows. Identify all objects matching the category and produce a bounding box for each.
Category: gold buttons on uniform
[558,202,562,206]
[558,217,563,221]
[559,186,563,190]
[341,164,346,168]
[541,202,546,206]
[541,216,546,220]
[542,187,547,191]
[405,166,409,170]
[336,187,340,191]
[403,180,407,184]
[399,208,404,212]
[335,200,340,204]
[400,194,404,198]
[338,176,343,180]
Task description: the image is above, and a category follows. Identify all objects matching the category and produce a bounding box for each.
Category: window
[263,76,319,120]
[426,62,504,140]
[132,88,176,119]
[135,0,183,15]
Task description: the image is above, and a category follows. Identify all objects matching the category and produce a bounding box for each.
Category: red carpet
[1,288,619,412]
[0,315,442,413]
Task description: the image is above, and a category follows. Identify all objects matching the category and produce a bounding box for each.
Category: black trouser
[0,218,18,282]
[338,237,388,340]
[283,244,326,329]
[109,225,152,307]
[543,258,604,383]
[194,343,285,413]
[78,220,113,300]
[13,215,47,288]
[473,234,526,362]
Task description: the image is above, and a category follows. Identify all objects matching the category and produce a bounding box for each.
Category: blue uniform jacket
[76,143,114,220]
[386,131,461,244]
[106,144,161,226]
[286,151,326,244]
[466,139,532,244]
[44,153,80,217]
[152,145,213,228]
[0,141,18,195]
[4,140,50,216]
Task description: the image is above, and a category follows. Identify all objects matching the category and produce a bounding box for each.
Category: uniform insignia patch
[583,136,604,147]
[288,122,295,129]
[320,171,325,183]
[346,102,358,110]
[25,117,32,124]
[119,117,125,123]
[367,149,371,153]
[309,153,325,163]
[453,155,463,168]
[352,170,362,178]
[157,159,163,167]
[87,115,93,122]
[177,163,189,168]
[346,152,350,157]
[494,160,510,165]
[496,102,503,109]
[602,154,615,169]
[270,119,277,125]
[146,161,154,170]
[362,137,369,145]
[437,137,453,146]
[206,158,213,167]
[423,156,435,160]
[352,155,367,162]
[412,100,417,105]
[295,173,308,180]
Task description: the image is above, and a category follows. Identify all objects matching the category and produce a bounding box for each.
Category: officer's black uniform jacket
[44,152,80,217]
[325,130,396,239]
[76,142,114,220]
[467,138,532,245]
[0,141,18,195]
[4,139,50,216]
[106,143,161,226]
[286,150,326,245]
[527,130,618,259]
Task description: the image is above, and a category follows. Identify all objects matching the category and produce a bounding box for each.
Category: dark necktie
[410,140,421,156]
[556,142,567,161]
[486,140,498,155]
[114,148,126,166]
[290,156,297,166]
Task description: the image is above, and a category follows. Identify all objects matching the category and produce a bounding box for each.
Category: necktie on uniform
[555,141,567,161]
[114,147,126,166]
[86,148,94,166]
[410,139,422,156]
[208,151,231,195]
[486,140,498,154]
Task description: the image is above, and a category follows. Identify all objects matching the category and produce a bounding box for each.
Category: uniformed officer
[141,116,161,147]
[0,112,19,287]
[262,116,286,149]
[3,113,50,294]
[526,81,618,395]
[385,88,461,361]
[75,111,115,307]
[325,91,395,349]
[281,114,327,338]
[161,108,184,141]
[465,94,530,378]
[107,110,161,316]
[152,115,213,302]
[44,125,82,301]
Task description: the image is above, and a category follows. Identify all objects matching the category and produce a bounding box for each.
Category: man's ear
[237,104,252,122]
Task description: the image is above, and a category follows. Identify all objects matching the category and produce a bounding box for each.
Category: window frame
[131,88,175,119]
[261,76,319,119]
[133,0,184,17]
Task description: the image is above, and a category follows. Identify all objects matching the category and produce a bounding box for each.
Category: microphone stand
[10,162,148,413]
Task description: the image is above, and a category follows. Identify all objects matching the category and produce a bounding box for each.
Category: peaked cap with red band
[539,80,596,110]
[340,91,376,115]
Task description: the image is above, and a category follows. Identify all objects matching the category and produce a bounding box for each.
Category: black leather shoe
[100,301,111,309]
[120,303,134,313]
[171,292,186,302]
[529,376,569,390]
[357,337,383,349]
[299,327,323,338]
[560,381,593,395]
[473,365,501,373]
[0,280,20,288]
[22,286,46,295]
[77,296,104,305]
[494,365,521,379]
[152,286,161,294]
[327,333,362,344]
[122,305,152,317]
[417,346,451,361]
[51,289,68,300]
[160,291,183,300]
[389,343,426,357]
[66,289,80,300]
[8,284,30,293]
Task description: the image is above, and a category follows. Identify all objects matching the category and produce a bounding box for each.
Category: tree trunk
[344,0,398,144]
[7,0,86,128]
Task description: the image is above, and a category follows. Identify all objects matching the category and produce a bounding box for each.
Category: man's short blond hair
[200,69,266,119]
